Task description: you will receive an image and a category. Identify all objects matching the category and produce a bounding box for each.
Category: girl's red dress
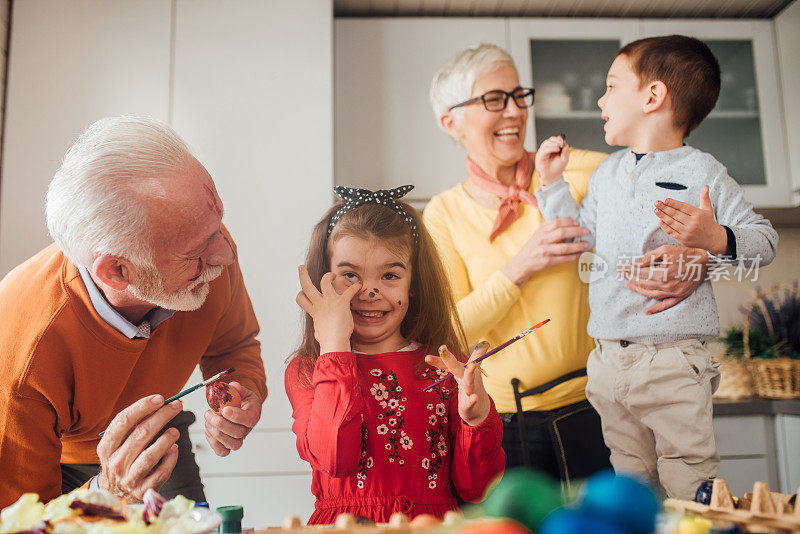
[285,347,505,524]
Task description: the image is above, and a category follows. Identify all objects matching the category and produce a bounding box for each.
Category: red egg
[206,382,242,413]
[456,519,532,534]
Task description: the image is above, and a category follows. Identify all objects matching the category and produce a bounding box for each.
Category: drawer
[203,473,315,528]
[717,457,774,496]
[190,428,310,475]
[713,415,769,457]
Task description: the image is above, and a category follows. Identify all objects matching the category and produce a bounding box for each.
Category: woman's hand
[501,218,590,286]
[618,245,709,315]
[534,136,569,186]
[654,185,728,255]
[425,343,491,427]
[296,265,362,353]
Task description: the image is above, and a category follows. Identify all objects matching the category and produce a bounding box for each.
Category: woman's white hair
[429,43,517,122]
[46,116,194,268]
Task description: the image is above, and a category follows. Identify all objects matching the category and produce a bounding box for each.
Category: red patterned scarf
[466,152,537,241]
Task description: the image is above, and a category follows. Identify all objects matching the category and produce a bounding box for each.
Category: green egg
[482,468,562,530]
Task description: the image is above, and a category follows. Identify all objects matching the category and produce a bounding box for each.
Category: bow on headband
[328,185,418,240]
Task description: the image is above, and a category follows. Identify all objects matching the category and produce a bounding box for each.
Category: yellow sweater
[0,236,266,507]
[423,149,607,413]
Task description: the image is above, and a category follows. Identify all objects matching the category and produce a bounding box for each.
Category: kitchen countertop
[713,398,800,416]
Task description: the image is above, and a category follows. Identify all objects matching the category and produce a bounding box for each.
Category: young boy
[533,35,778,499]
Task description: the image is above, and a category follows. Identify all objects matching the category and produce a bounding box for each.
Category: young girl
[285,185,505,524]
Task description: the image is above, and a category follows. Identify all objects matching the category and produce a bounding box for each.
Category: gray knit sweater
[535,145,778,344]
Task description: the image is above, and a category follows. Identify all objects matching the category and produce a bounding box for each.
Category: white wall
[0,0,332,527]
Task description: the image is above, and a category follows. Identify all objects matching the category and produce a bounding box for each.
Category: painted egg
[539,508,626,534]
[206,382,242,413]
[694,479,714,505]
[410,514,440,528]
[580,469,659,534]
[481,468,561,530]
[455,518,531,534]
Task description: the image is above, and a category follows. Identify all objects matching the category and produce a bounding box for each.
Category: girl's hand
[425,343,491,427]
[296,265,362,353]
[534,135,569,187]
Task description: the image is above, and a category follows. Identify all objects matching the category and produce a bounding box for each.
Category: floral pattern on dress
[368,368,409,464]
[422,366,451,490]
[354,420,374,489]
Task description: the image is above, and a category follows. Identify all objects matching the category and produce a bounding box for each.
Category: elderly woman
[423,44,706,481]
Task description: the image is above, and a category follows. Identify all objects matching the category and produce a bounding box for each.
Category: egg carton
[664,479,800,533]
[255,510,460,533]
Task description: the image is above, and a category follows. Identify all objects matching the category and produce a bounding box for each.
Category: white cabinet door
[507,18,640,153]
[775,1,800,205]
[335,18,506,204]
[171,1,334,526]
[0,0,172,277]
[775,415,800,493]
[172,0,334,432]
[641,20,792,208]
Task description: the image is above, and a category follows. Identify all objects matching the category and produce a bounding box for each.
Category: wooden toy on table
[664,478,800,533]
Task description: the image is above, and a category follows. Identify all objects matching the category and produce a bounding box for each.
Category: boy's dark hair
[618,34,720,137]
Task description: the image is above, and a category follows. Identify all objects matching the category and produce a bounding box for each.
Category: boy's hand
[654,185,728,255]
[296,265,362,353]
[425,343,491,427]
[534,135,569,186]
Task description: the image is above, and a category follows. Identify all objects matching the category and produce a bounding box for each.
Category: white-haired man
[0,117,267,506]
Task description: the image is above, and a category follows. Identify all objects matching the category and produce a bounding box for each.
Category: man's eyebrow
[185,229,218,257]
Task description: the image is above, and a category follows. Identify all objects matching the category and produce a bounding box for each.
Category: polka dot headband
[328,185,418,241]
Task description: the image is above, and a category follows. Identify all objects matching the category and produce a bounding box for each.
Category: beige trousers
[586,338,721,500]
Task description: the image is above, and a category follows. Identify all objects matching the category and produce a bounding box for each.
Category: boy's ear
[643,80,669,114]
[439,112,463,142]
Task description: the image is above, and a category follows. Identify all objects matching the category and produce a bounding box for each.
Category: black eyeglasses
[448,87,535,112]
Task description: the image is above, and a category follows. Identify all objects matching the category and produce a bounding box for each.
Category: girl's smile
[329,235,412,354]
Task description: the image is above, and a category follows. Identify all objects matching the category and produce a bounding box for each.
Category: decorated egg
[455,518,532,534]
[678,516,712,534]
[410,514,440,528]
[481,468,562,530]
[580,469,659,534]
[694,479,714,505]
[206,382,242,413]
[539,508,626,534]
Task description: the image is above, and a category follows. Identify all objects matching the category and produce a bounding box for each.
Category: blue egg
[694,479,714,505]
[580,469,659,534]
[540,508,627,534]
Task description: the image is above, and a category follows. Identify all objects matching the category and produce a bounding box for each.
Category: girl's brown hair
[290,200,467,387]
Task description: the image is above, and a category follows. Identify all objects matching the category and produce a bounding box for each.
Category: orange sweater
[0,241,266,507]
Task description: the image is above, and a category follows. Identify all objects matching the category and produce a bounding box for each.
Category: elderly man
[0,116,267,506]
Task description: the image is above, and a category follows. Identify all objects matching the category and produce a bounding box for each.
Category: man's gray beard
[128,263,224,311]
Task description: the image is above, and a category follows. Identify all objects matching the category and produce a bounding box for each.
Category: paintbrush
[98,368,234,437]
[422,319,550,392]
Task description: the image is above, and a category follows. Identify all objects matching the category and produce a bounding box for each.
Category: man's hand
[203,382,262,457]
[96,395,181,502]
[654,185,728,255]
[618,244,709,315]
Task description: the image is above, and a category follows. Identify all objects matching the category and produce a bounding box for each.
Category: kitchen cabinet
[2,0,334,527]
[336,17,798,208]
[335,18,506,206]
[713,400,800,495]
